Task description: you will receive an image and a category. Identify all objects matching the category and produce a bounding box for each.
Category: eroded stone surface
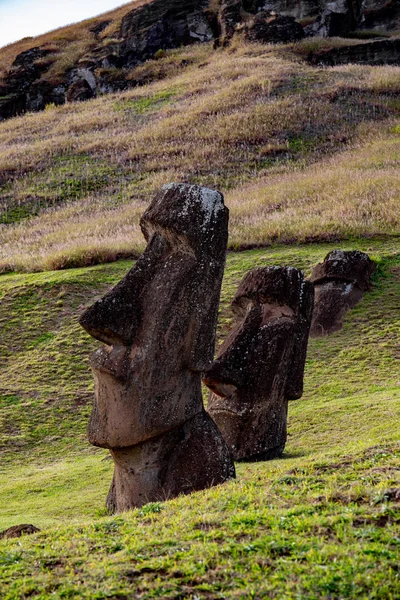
[204,266,314,462]
[119,0,215,67]
[80,183,235,512]
[66,79,94,103]
[310,249,376,337]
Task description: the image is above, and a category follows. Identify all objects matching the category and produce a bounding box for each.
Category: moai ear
[285,279,314,400]
[79,233,168,347]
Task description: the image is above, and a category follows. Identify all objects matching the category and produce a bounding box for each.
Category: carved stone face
[310,250,376,337]
[80,183,235,512]
[204,267,314,461]
[80,184,229,449]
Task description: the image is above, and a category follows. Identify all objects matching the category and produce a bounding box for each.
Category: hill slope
[1,40,400,273]
[0,5,399,597]
[0,239,399,598]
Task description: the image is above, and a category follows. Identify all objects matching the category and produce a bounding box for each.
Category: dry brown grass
[227,128,400,247]
[0,41,399,273]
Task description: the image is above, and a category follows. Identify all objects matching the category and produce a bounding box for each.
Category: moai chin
[203,267,314,462]
[310,250,376,337]
[79,183,235,513]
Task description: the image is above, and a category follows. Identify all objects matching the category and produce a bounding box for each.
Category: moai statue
[80,184,235,513]
[203,267,314,462]
[310,250,376,337]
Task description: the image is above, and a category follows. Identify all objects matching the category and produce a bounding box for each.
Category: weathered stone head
[80,183,235,512]
[203,267,314,462]
[310,250,376,337]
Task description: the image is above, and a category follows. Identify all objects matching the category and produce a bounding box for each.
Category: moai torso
[80,184,235,512]
[204,267,314,462]
[310,250,376,337]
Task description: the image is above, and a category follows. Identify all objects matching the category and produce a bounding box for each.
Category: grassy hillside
[1,12,400,597]
[1,40,400,272]
[0,239,399,598]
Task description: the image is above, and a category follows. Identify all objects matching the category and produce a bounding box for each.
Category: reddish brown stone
[204,267,314,462]
[310,250,376,337]
[0,524,40,539]
[80,184,235,512]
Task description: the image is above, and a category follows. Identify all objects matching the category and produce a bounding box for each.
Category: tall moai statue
[80,184,235,513]
[204,267,314,462]
[310,250,376,337]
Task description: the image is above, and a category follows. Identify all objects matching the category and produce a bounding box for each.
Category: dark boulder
[5,47,55,91]
[119,0,214,67]
[11,46,55,70]
[362,0,400,32]
[66,79,94,103]
[0,45,58,119]
[308,38,400,67]
[0,93,26,121]
[245,10,305,43]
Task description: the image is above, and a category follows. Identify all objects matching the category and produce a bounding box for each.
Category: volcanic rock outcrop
[218,1,305,45]
[253,1,400,36]
[1,0,399,121]
[308,38,400,66]
[244,10,305,43]
[79,183,235,513]
[119,0,215,67]
[204,267,314,462]
[310,250,376,337]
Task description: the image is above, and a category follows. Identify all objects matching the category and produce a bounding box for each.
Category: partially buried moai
[203,267,314,462]
[310,250,376,337]
[79,183,235,513]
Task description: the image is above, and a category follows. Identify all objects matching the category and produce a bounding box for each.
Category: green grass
[114,89,178,114]
[0,239,399,598]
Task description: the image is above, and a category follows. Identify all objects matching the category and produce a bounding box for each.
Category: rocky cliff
[0,0,399,121]
[254,1,400,35]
